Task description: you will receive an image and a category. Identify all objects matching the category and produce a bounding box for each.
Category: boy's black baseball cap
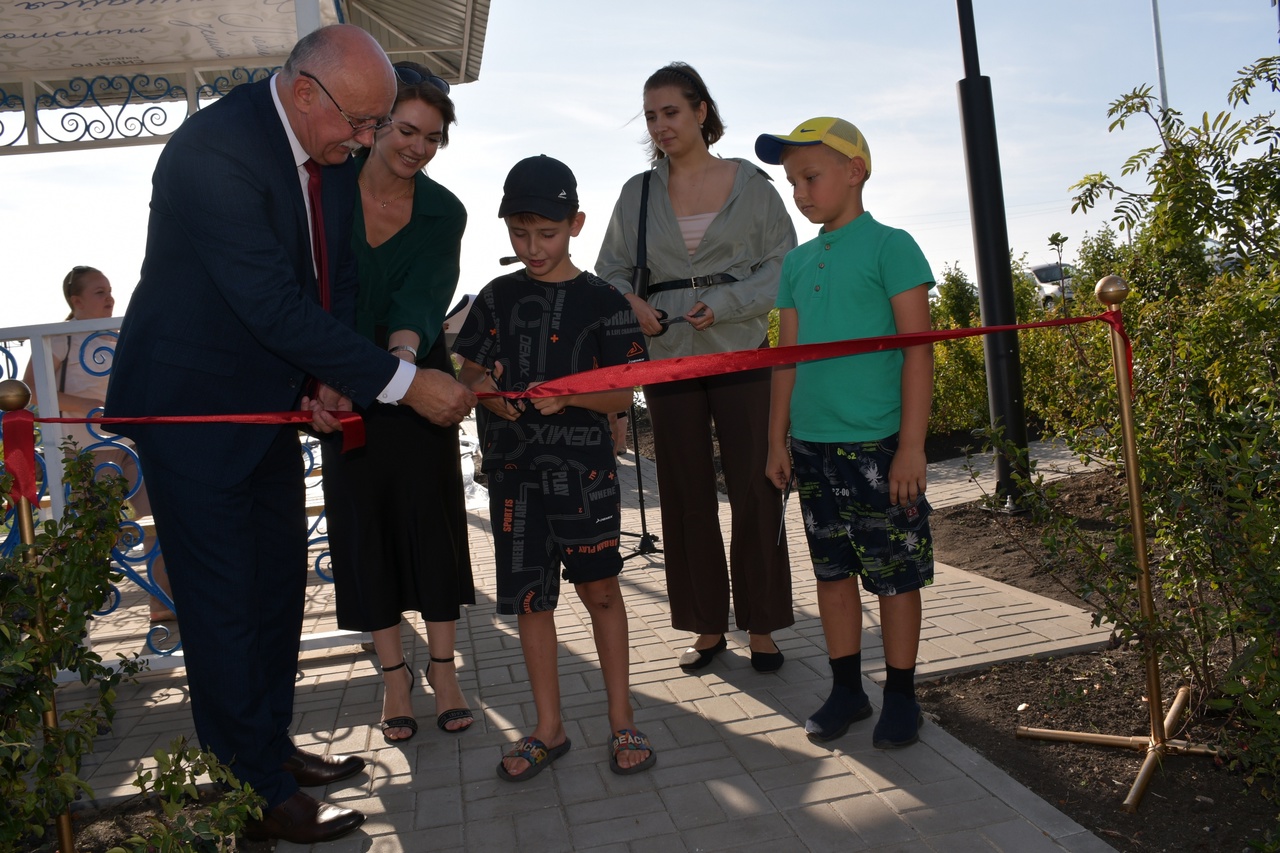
[498,155,579,221]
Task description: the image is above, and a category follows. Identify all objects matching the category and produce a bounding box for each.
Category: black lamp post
[955,0,1030,507]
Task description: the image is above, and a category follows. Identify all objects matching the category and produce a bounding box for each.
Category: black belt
[647,273,737,294]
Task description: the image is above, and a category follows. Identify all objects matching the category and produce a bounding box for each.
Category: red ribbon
[480,313,1126,399]
[2,409,37,507]
[3,410,364,511]
[2,312,1130,513]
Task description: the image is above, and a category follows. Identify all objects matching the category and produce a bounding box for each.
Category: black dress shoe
[242,791,365,843]
[751,648,785,673]
[678,635,728,672]
[282,749,366,787]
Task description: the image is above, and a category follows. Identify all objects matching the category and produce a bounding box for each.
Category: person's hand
[887,445,927,506]
[527,380,571,416]
[686,301,715,331]
[471,361,524,422]
[301,383,352,433]
[402,368,477,427]
[625,292,665,336]
[765,444,792,491]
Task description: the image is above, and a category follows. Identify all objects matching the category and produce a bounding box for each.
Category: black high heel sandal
[426,655,474,733]
[379,660,419,744]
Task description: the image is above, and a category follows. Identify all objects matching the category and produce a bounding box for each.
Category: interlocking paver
[61,436,1113,851]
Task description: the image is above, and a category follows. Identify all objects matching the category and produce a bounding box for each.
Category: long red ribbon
[3,411,364,509]
[480,312,1129,399]
[2,313,1128,511]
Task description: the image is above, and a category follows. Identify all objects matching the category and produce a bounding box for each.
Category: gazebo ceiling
[0,0,490,153]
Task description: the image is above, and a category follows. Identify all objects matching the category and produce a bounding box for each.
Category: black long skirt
[321,338,475,631]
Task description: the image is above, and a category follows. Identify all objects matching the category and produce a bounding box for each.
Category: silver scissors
[777,471,795,546]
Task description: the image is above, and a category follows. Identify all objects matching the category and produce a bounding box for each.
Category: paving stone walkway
[65,432,1117,852]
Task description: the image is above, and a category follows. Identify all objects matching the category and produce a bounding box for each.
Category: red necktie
[303,159,331,312]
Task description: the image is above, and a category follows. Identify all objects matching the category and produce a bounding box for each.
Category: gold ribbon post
[1014,277,1218,812]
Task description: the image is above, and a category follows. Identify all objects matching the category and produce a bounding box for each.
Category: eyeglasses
[395,65,451,94]
[299,70,393,134]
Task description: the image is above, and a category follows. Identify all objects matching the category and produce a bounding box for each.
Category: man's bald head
[280,24,396,164]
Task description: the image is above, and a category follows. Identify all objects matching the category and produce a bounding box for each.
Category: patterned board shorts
[488,466,623,615]
[791,435,934,596]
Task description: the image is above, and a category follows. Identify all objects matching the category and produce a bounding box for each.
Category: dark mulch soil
[926,468,1277,852]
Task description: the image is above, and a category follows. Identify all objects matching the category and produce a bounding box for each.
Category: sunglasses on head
[395,66,451,94]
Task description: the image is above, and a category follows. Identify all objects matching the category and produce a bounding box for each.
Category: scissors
[777,471,795,546]
[652,308,706,336]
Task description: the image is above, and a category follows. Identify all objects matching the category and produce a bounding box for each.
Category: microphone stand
[619,399,661,561]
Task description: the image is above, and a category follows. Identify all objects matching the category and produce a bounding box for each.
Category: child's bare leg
[576,576,649,770]
[873,589,924,749]
[806,576,872,741]
[878,589,922,669]
[503,610,565,776]
[817,576,862,657]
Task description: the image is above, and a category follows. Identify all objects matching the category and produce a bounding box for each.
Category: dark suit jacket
[106,77,398,486]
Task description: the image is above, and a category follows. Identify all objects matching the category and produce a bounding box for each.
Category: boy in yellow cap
[758,118,935,748]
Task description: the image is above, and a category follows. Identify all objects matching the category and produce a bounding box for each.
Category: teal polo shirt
[776,211,934,442]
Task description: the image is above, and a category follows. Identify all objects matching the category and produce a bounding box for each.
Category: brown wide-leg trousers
[644,364,793,635]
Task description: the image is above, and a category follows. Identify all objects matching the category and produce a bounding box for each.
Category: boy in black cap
[453,155,656,781]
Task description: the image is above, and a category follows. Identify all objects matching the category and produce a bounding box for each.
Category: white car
[1029,262,1075,308]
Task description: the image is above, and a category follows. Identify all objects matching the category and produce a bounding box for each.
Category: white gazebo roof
[0,0,490,154]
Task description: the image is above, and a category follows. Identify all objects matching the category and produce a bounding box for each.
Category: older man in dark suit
[105,24,475,844]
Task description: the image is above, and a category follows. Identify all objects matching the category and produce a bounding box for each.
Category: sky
[1,0,1277,343]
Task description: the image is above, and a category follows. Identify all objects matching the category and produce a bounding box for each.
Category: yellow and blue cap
[755,117,871,174]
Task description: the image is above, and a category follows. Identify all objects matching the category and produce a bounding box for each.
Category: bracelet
[389,344,418,358]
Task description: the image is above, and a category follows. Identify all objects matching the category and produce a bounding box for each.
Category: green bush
[1,447,136,850]
[1,445,260,851]
[1054,55,1280,819]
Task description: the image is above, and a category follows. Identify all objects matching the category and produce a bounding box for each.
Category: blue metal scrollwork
[34,74,187,143]
[195,67,277,101]
[0,85,25,147]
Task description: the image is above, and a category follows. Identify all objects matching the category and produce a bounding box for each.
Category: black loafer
[282,749,366,787]
[751,649,785,673]
[678,635,728,672]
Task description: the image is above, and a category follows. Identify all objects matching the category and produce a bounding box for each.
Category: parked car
[1029,262,1075,308]
[1203,238,1244,273]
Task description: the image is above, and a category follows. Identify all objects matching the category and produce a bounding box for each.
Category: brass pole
[1,379,76,853]
[1098,278,1168,749]
[1013,278,1218,812]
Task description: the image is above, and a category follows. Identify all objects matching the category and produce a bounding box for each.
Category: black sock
[884,664,916,699]
[829,653,862,692]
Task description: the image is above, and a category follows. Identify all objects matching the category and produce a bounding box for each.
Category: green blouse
[350,161,468,352]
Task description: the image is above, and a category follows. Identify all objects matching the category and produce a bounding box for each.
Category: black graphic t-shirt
[454,270,647,472]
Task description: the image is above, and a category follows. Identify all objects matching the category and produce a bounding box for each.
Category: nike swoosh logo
[799,128,817,133]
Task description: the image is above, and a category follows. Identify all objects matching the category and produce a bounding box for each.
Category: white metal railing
[2,315,122,520]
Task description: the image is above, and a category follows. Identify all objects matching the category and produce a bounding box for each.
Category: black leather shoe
[242,791,365,843]
[751,649,785,673]
[282,749,366,787]
[678,635,728,672]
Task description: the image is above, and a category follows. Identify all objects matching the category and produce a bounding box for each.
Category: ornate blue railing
[0,64,282,151]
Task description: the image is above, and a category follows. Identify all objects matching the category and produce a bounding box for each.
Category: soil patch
[925,468,1276,852]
